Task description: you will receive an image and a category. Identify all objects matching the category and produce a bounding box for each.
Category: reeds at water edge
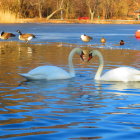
[0,10,22,23]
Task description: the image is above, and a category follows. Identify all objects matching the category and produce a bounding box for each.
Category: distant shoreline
[1,18,140,24]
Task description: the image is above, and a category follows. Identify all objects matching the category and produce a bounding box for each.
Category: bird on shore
[100,37,106,43]
[120,40,125,45]
[16,30,36,43]
[0,31,16,40]
[80,34,93,43]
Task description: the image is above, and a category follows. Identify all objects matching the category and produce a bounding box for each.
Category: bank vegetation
[0,0,140,23]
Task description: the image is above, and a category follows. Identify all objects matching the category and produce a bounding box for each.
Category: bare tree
[38,0,43,18]
[46,0,65,20]
[86,0,100,20]
[0,0,139,20]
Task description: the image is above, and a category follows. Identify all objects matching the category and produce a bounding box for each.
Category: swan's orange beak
[88,53,93,61]
[80,51,84,61]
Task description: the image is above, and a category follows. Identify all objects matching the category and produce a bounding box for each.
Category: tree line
[0,0,140,20]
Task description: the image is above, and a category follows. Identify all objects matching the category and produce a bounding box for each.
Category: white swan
[19,47,84,81]
[88,50,140,82]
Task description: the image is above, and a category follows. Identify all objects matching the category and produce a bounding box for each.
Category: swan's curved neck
[68,48,78,77]
[92,50,104,80]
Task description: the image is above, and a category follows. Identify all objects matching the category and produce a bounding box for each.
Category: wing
[101,67,140,82]
[20,66,71,80]
[22,34,35,39]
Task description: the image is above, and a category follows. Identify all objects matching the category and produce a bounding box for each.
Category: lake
[0,23,140,140]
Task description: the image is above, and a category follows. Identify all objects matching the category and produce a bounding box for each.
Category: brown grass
[18,18,140,24]
[0,11,140,24]
[0,10,23,23]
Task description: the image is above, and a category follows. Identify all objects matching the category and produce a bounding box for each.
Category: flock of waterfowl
[0,30,139,82]
[80,34,125,45]
[0,30,35,43]
[0,31,124,45]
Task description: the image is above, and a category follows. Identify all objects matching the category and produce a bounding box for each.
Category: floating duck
[81,34,93,42]
[120,40,125,45]
[0,31,15,40]
[100,37,106,43]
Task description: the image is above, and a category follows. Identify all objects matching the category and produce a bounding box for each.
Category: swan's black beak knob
[88,53,93,62]
[80,51,84,61]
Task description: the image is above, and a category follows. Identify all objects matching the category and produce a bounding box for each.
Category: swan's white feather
[90,50,140,82]
[19,47,83,81]
[100,67,140,82]
[19,66,72,80]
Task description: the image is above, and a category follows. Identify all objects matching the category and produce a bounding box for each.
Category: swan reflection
[95,80,140,96]
[108,81,140,90]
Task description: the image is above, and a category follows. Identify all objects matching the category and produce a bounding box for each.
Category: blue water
[0,24,140,140]
[1,23,140,49]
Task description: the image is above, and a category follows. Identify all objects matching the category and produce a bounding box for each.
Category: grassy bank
[0,11,23,23]
[0,15,140,24]
[19,18,140,24]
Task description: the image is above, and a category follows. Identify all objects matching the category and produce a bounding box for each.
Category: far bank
[0,18,140,24]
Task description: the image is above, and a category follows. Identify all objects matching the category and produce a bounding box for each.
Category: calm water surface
[0,24,140,140]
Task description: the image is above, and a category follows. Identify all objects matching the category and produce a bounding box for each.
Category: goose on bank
[0,31,15,40]
[16,30,35,43]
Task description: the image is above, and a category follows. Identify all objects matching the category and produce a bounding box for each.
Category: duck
[81,34,93,42]
[88,50,140,82]
[0,31,15,40]
[19,47,84,81]
[120,40,125,45]
[100,37,106,43]
[16,30,35,43]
